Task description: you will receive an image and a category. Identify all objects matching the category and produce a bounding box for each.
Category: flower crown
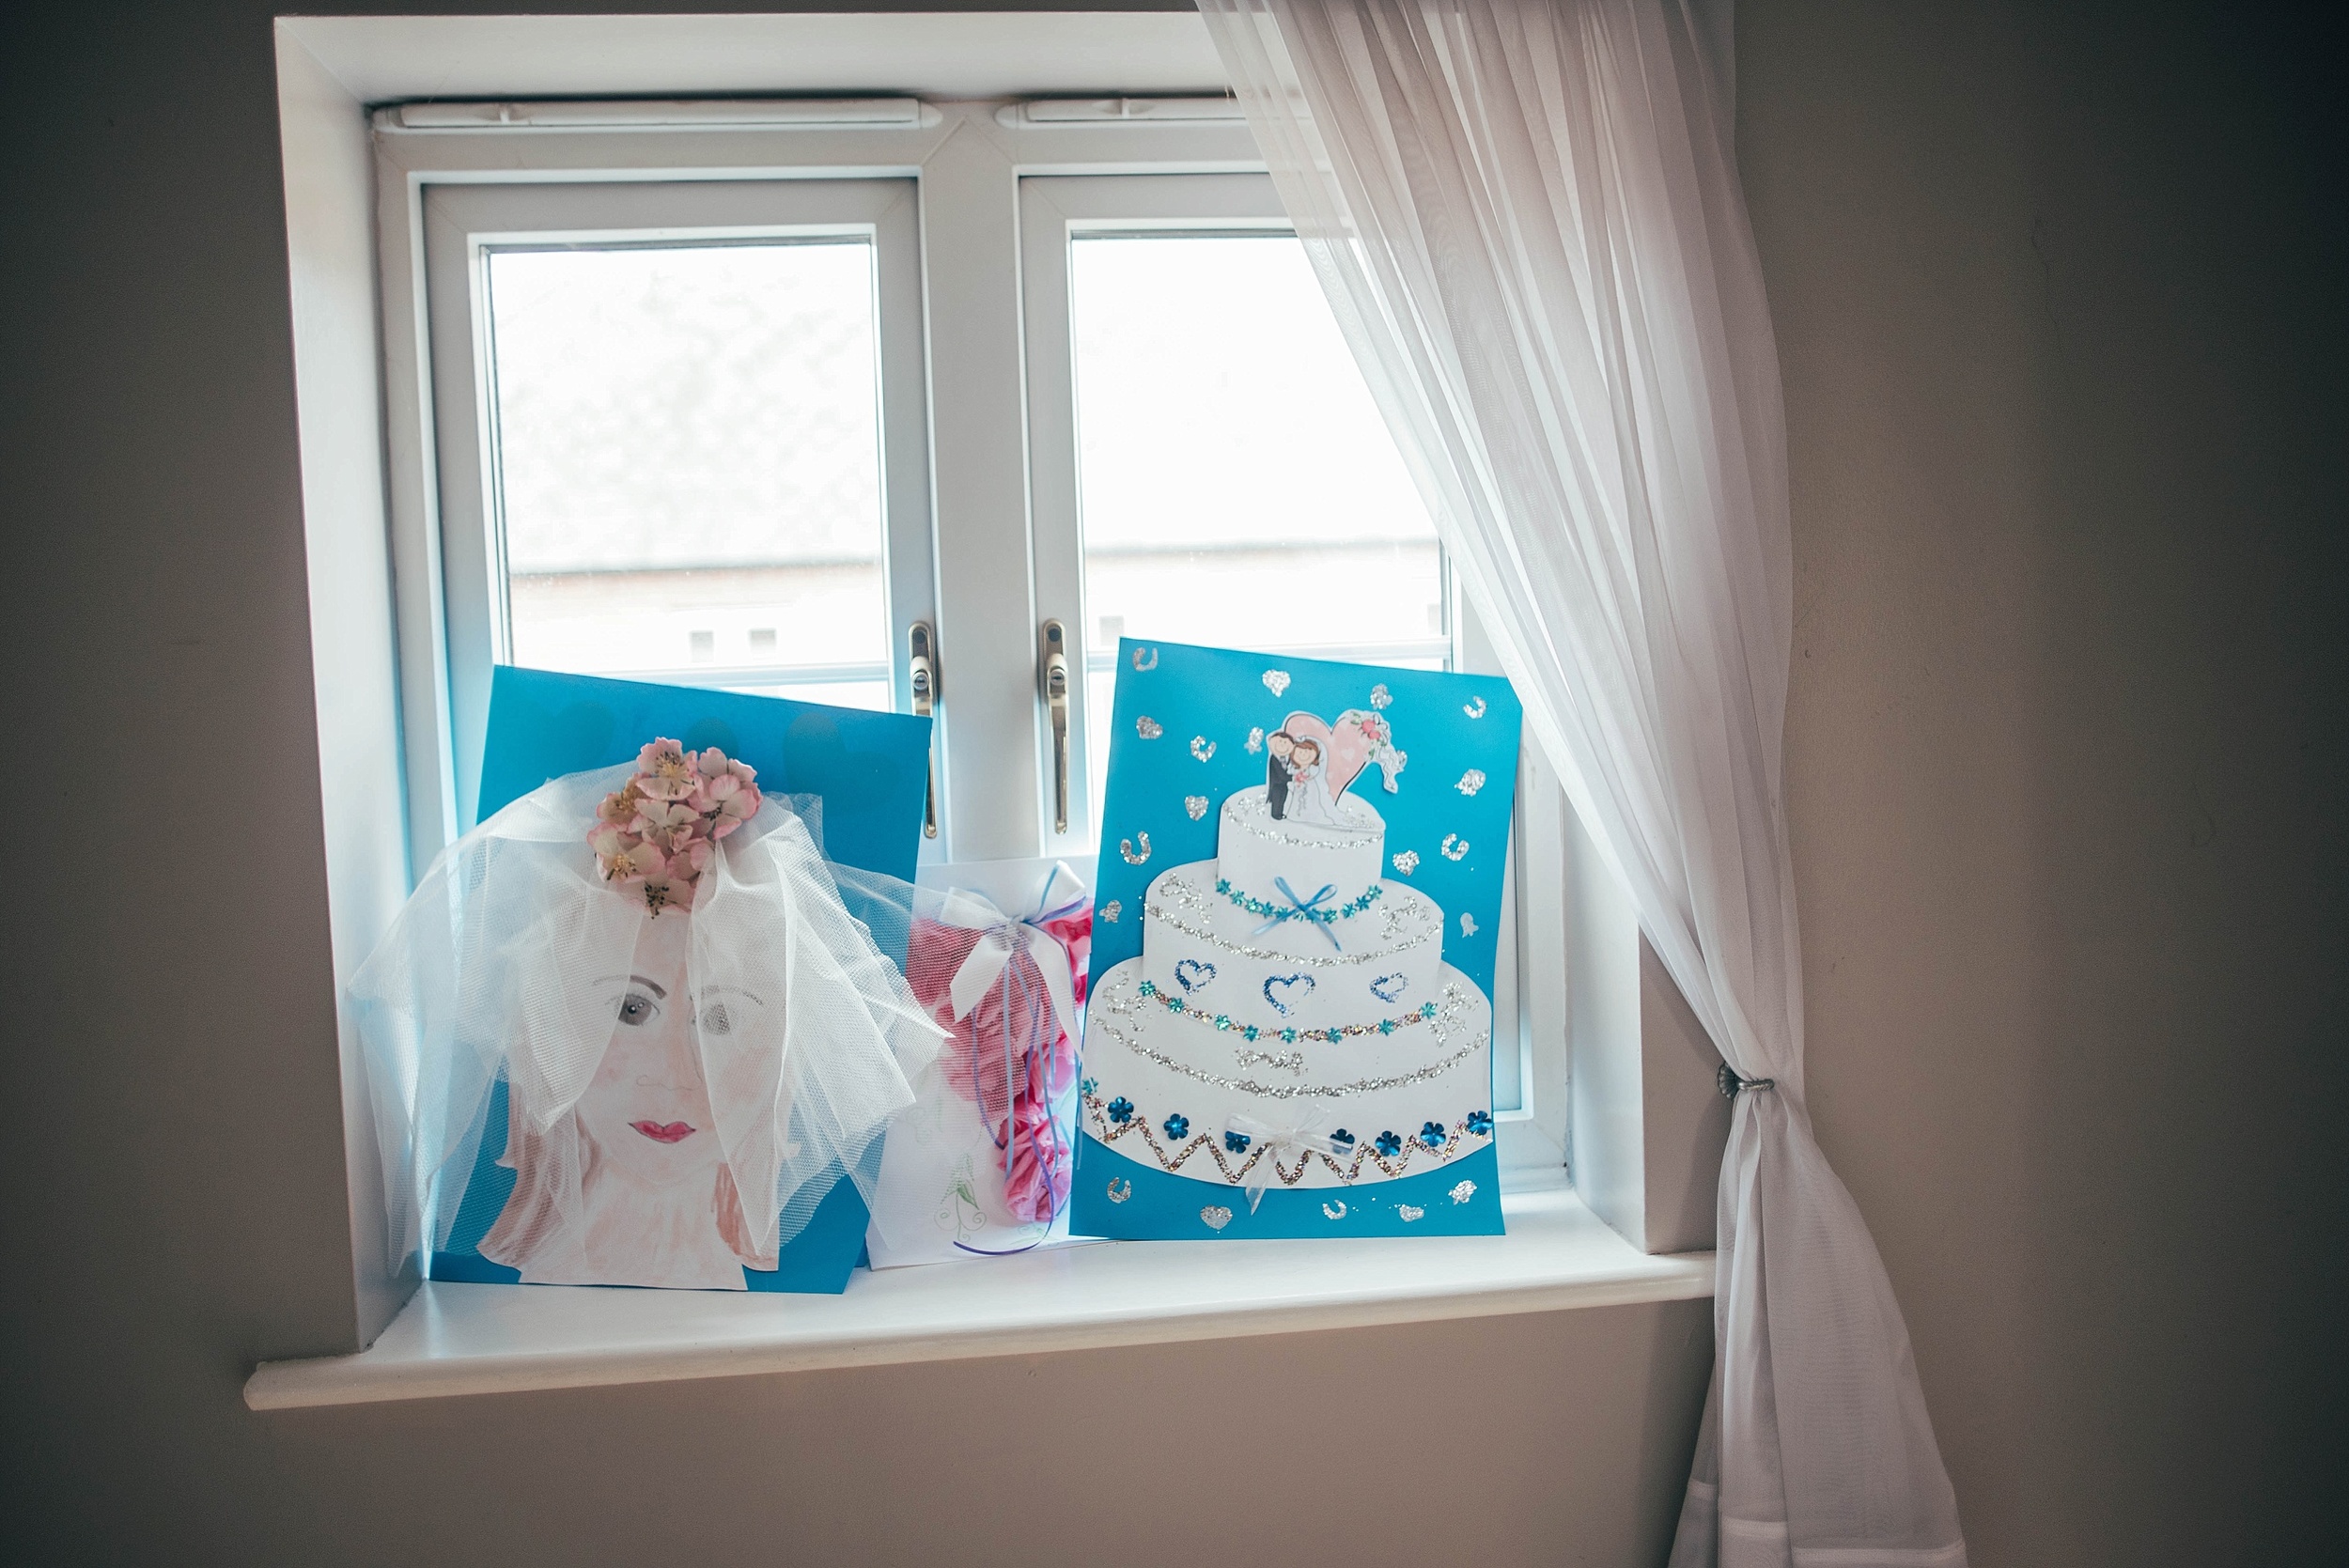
[588,738,763,915]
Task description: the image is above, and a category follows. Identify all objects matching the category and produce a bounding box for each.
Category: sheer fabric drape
[1192,1,1966,1561]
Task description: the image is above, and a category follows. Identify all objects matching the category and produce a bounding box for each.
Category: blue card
[1072,641,1521,1241]
[475,665,927,882]
[432,666,931,1293]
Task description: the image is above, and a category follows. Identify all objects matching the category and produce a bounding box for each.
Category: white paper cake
[1083,784,1495,1189]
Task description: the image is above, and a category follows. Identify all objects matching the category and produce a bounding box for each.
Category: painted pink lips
[630,1121,696,1144]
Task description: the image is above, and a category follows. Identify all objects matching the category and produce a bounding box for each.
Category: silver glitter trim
[1149,875,1439,970]
[1091,976,1486,1099]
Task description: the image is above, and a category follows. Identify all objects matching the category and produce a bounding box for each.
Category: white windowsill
[245,1187,1711,1409]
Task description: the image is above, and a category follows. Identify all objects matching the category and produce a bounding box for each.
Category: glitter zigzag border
[1083,1093,1489,1188]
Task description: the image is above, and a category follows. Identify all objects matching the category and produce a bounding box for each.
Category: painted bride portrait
[354,737,939,1293]
[479,908,776,1289]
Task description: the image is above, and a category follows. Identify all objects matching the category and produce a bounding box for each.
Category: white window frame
[269,11,1721,1400]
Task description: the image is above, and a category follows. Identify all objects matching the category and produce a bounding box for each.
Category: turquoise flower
[1224,1130,1251,1154]
[1375,1130,1403,1157]
[1466,1110,1494,1137]
[1419,1121,1447,1149]
[1164,1113,1190,1140]
[1108,1096,1134,1125]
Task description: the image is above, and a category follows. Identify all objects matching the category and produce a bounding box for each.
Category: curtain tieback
[1718,1062,1777,1098]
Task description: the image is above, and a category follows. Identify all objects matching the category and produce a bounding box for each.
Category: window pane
[1069,234,1447,819]
[483,241,890,706]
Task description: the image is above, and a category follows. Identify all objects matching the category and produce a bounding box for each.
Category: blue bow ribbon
[1253,876,1343,950]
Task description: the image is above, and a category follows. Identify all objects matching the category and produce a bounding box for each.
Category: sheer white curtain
[1193,1,1966,1562]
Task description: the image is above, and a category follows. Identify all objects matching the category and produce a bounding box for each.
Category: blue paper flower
[1466,1110,1494,1137]
[1330,1128,1357,1149]
[1108,1096,1134,1125]
[1164,1113,1190,1140]
[1224,1130,1252,1154]
[1419,1121,1447,1149]
[1375,1129,1404,1157]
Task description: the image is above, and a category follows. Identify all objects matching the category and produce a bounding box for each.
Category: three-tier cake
[1081,783,1496,1199]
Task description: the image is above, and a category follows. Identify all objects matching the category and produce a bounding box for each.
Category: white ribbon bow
[939,861,1089,1045]
[1225,1103,1344,1212]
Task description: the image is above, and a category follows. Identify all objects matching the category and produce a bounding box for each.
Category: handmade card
[1071,641,1522,1240]
[427,666,932,1294]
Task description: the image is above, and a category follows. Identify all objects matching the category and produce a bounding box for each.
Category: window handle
[909,621,941,840]
[1040,618,1070,834]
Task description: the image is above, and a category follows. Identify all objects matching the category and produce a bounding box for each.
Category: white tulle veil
[350,762,941,1275]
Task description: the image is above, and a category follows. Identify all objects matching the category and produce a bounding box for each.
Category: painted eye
[615,991,659,1027]
[700,1002,732,1036]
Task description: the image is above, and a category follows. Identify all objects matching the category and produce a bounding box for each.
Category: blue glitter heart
[1263,973,1315,1016]
[1174,958,1217,993]
[1369,973,1408,1004]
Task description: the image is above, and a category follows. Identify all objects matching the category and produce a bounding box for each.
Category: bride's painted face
[577,916,726,1187]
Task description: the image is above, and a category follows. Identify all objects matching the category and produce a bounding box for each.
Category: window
[417,179,929,826]
[1018,176,1451,841]
[377,99,1563,1179]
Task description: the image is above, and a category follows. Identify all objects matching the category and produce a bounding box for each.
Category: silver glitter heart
[1392,850,1420,876]
[1185,794,1209,819]
[1262,670,1291,697]
[1455,768,1486,796]
[1136,716,1163,739]
[1449,1180,1477,1204]
[1397,1204,1425,1222]
[1201,1205,1233,1231]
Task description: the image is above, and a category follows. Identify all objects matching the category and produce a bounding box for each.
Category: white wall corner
[1565,802,1730,1254]
[274,22,418,1349]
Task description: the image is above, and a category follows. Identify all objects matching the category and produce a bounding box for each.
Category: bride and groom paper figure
[1263,708,1407,824]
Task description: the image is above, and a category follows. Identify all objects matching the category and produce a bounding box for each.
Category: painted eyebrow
[593,974,668,999]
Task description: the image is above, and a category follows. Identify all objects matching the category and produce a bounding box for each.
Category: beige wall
[3,2,2341,1564]
[1746,3,2348,1563]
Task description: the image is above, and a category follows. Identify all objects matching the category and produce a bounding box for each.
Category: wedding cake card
[429,666,932,1294]
[1072,641,1521,1241]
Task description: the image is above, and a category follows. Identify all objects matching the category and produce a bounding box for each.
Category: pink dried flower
[592,739,762,914]
[590,828,666,884]
[631,798,698,846]
[635,737,699,800]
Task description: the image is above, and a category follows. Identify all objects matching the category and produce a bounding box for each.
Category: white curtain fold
[1193,1,1965,1562]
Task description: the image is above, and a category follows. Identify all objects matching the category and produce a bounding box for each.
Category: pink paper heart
[1283,710,1373,800]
